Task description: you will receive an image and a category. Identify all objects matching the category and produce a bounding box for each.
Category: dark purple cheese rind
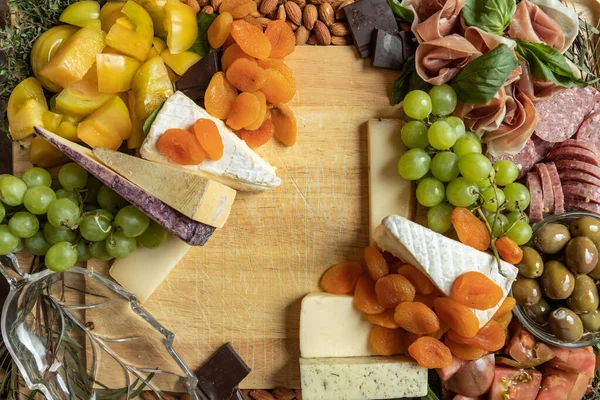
[34,126,215,246]
[343,0,398,58]
[372,29,405,70]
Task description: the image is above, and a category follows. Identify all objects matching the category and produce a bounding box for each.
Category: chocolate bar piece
[372,30,416,70]
[174,51,220,105]
[343,0,398,58]
[195,342,251,400]
[400,31,416,60]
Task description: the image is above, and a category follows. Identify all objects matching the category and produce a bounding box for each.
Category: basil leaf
[462,0,516,35]
[515,39,588,89]
[189,12,219,57]
[143,102,164,136]
[388,0,414,24]
[392,56,431,105]
[450,44,519,104]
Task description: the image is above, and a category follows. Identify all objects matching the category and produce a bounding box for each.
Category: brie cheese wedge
[374,215,518,327]
[140,91,282,191]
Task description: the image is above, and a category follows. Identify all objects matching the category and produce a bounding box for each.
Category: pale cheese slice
[140,92,282,191]
[374,215,518,327]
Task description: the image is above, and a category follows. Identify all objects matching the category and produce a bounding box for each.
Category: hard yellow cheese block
[93,147,236,228]
[368,119,415,244]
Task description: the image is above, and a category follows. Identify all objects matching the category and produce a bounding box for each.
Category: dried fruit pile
[205,17,298,147]
[320,247,516,369]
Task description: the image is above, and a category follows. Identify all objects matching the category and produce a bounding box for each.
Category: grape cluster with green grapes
[398,86,532,245]
[0,164,169,272]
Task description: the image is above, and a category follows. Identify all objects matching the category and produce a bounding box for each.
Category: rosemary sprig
[564,11,600,89]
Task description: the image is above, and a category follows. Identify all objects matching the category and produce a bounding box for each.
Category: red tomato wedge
[193,118,224,160]
[436,355,468,381]
[537,365,589,400]
[489,366,542,400]
[506,326,555,368]
[157,128,206,165]
[548,346,596,379]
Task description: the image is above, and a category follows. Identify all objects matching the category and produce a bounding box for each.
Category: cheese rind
[374,215,518,327]
[300,356,428,400]
[300,292,375,358]
[140,92,282,191]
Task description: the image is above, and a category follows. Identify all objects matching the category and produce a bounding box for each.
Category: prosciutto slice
[518,60,564,102]
[453,87,507,133]
[485,83,539,155]
[530,0,579,53]
[415,34,481,85]
[507,0,565,52]
[412,0,465,43]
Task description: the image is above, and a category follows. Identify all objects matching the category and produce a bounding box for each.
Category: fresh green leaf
[387,0,414,24]
[462,0,516,35]
[143,102,165,136]
[392,56,432,104]
[515,39,588,89]
[450,44,519,104]
[189,12,219,57]
[421,386,440,400]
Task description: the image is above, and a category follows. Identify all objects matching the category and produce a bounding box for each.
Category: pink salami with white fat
[562,182,600,204]
[559,170,600,188]
[546,146,600,167]
[545,162,564,214]
[565,197,600,214]
[535,164,554,213]
[554,139,600,156]
[526,172,544,223]
[576,111,600,152]
[486,139,537,179]
[555,160,600,180]
[531,134,555,162]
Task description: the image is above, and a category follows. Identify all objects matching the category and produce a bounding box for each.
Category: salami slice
[534,87,598,143]
[562,182,600,205]
[535,164,554,213]
[555,160,600,180]
[545,162,564,214]
[576,111,600,152]
[559,170,600,187]
[531,134,556,162]
[486,139,537,179]
[564,197,600,215]
[526,172,544,223]
[554,139,600,156]
[546,147,600,167]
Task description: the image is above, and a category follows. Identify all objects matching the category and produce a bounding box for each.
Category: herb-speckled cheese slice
[140,91,282,192]
[374,215,518,327]
[300,356,427,400]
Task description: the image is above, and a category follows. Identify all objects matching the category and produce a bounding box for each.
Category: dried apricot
[238,119,275,148]
[493,297,516,318]
[496,236,524,264]
[228,0,257,19]
[157,129,206,165]
[396,264,435,295]
[220,0,249,13]
[404,332,422,349]
[193,119,223,160]
[320,262,363,294]
[414,292,440,309]
[451,207,491,251]
[230,20,271,60]
[493,310,513,329]
[451,271,504,310]
[264,20,296,58]
[226,92,261,130]
[271,103,297,146]
[408,336,452,369]
[257,59,296,90]
[222,44,255,71]
[447,319,506,352]
[366,309,399,329]
[429,320,449,340]
[369,325,404,356]
[362,246,389,280]
[208,12,233,49]
[433,297,479,338]
[394,302,440,335]
[246,91,267,130]
[242,15,263,29]
[261,68,296,104]
[205,72,238,120]
[375,274,415,308]
[225,58,266,92]
[354,275,385,315]
[444,336,486,361]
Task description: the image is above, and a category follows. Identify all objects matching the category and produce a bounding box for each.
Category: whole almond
[249,390,276,400]
[335,0,353,19]
[314,20,331,45]
[330,21,349,36]
[260,0,278,14]
[267,8,278,18]
[210,0,222,10]
[308,0,330,4]
[286,19,299,30]
[295,25,310,44]
[241,390,252,400]
[303,4,318,29]
[272,387,296,400]
[198,0,210,6]
[291,0,306,7]
[256,16,272,28]
[331,35,351,45]
[242,15,263,28]
[250,10,265,17]
[318,3,334,26]
[182,0,201,12]
[307,33,319,45]
[284,1,303,26]
[201,4,215,13]
[277,4,287,20]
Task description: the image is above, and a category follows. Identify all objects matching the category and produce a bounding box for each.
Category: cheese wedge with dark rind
[34,126,215,245]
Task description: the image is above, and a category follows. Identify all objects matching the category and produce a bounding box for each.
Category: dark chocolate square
[195,343,251,400]
[372,29,405,70]
[343,0,398,58]
[174,51,220,102]
[400,30,416,60]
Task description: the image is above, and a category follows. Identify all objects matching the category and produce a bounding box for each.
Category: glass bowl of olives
[512,212,600,348]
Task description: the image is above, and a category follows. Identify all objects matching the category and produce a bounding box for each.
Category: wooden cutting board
[12,46,400,389]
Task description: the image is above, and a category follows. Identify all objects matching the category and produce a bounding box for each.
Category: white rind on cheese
[300,356,428,400]
[374,215,518,327]
[300,292,375,358]
[140,92,282,191]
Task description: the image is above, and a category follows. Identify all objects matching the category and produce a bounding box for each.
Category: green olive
[512,276,542,306]
[533,224,571,255]
[589,260,600,280]
[523,298,552,325]
[565,236,599,275]
[567,274,599,313]
[580,310,600,332]
[516,247,544,278]
[570,216,600,245]
[549,307,584,342]
[540,261,575,300]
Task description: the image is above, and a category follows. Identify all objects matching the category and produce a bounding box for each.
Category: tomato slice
[548,346,596,379]
[536,366,589,400]
[489,366,542,400]
[436,355,468,381]
[506,326,555,368]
